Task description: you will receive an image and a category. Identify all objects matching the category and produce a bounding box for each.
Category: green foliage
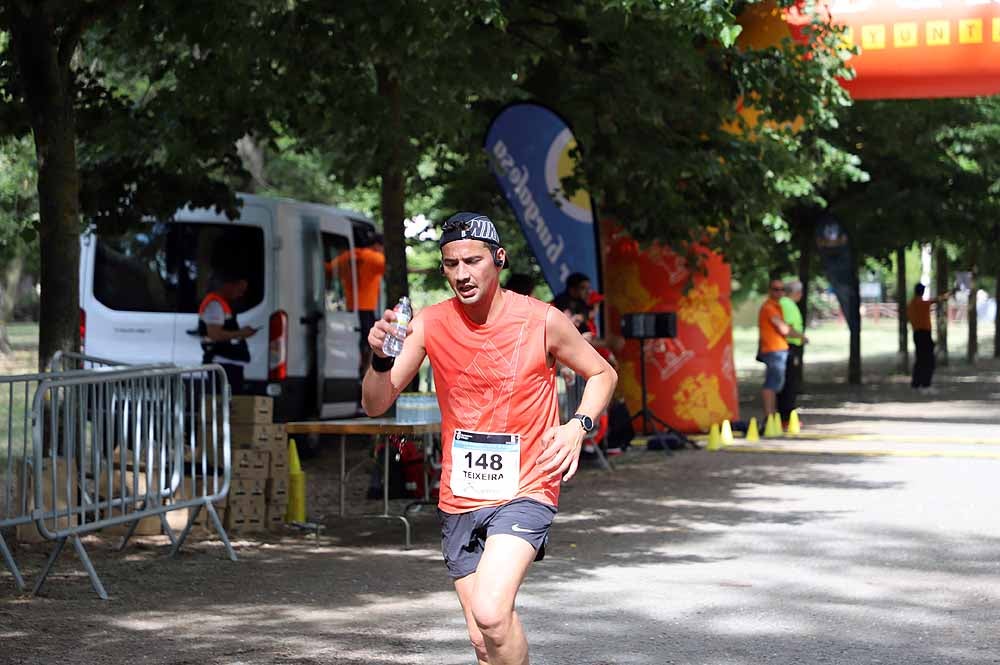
[827,97,1000,269]
[0,134,36,245]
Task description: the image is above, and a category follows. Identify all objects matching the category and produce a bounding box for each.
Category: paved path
[1,362,998,664]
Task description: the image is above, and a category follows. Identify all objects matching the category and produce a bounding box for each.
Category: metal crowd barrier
[1,366,130,592]
[47,351,136,373]
[1,362,235,599]
[1,354,169,591]
[26,364,235,599]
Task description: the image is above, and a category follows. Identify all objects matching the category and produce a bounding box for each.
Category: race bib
[450,429,520,501]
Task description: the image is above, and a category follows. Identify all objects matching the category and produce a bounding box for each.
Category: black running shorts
[437,497,557,579]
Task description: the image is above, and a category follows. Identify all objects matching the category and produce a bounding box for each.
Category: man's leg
[776,372,791,420]
[454,573,490,665]
[221,363,244,395]
[915,332,933,387]
[457,534,537,665]
[762,388,776,416]
[924,332,937,388]
[779,347,801,420]
[762,352,785,416]
[911,331,922,388]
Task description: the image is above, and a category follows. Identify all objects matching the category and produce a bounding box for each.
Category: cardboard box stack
[224,395,289,535]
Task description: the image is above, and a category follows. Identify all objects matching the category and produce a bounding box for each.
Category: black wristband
[371,355,395,373]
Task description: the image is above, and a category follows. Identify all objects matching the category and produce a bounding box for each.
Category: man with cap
[362,212,617,665]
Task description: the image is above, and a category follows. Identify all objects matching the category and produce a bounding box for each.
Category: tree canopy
[0,0,998,369]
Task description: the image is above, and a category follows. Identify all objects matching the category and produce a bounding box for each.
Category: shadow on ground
[2,360,999,664]
[2,446,998,664]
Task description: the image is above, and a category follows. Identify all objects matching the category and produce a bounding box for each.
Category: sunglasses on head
[442,218,472,233]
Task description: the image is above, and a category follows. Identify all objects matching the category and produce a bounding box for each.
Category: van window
[172,224,265,313]
[93,224,173,313]
[93,223,265,314]
[322,232,353,312]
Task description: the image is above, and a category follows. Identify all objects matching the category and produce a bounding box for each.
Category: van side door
[317,216,362,417]
[302,215,362,418]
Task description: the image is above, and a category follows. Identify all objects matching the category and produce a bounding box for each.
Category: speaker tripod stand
[630,338,697,452]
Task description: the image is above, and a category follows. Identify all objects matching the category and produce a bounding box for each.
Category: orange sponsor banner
[828,0,1000,99]
[602,225,739,434]
[741,1,1000,100]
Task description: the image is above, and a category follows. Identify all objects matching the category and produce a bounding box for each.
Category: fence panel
[25,364,235,599]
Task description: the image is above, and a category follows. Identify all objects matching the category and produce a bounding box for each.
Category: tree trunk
[848,253,861,385]
[935,245,949,367]
[896,247,908,373]
[796,215,812,385]
[966,254,977,365]
[0,250,26,356]
[995,268,1000,359]
[235,134,268,193]
[376,65,408,306]
[9,7,82,372]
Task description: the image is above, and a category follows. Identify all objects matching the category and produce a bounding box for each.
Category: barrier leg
[158,512,178,547]
[0,533,26,591]
[72,534,108,601]
[170,504,199,557]
[32,536,67,597]
[116,516,141,552]
[204,502,237,563]
[396,515,412,550]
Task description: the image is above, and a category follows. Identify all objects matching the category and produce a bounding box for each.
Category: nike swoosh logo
[510,523,538,534]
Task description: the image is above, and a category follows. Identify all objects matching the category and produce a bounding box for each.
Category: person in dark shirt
[551,272,592,317]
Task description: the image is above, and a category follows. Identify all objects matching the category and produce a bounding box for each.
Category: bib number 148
[464,452,504,471]
[451,429,520,500]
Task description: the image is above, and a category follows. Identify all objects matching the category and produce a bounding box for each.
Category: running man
[362,212,617,665]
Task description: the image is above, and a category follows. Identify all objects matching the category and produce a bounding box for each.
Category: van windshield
[93,223,265,314]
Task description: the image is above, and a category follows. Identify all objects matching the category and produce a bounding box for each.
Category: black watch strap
[371,355,395,373]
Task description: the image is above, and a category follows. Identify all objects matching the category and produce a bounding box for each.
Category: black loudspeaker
[622,312,677,340]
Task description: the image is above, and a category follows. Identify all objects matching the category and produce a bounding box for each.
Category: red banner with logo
[602,226,739,434]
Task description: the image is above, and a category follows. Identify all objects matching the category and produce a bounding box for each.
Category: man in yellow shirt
[907,283,948,391]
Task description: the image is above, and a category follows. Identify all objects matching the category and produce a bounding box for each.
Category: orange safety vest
[197,293,250,364]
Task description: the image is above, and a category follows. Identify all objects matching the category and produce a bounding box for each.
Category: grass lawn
[1,323,42,471]
[1,322,41,376]
[0,318,995,464]
[733,318,996,380]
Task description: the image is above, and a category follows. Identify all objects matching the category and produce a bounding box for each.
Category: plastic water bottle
[381,296,412,358]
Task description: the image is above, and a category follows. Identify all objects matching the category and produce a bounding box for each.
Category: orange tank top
[423,292,561,514]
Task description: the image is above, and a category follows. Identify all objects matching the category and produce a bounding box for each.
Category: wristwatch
[572,413,594,432]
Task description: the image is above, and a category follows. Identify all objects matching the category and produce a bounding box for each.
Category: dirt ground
[1,358,998,664]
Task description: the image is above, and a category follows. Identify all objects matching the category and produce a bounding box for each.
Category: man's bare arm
[536,308,618,482]
[361,311,427,416]
[205,324,254,341]
[770,316,792,337]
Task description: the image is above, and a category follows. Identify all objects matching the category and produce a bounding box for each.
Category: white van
[78,193,379,421]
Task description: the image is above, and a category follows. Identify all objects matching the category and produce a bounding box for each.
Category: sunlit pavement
[2,363,999,664]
